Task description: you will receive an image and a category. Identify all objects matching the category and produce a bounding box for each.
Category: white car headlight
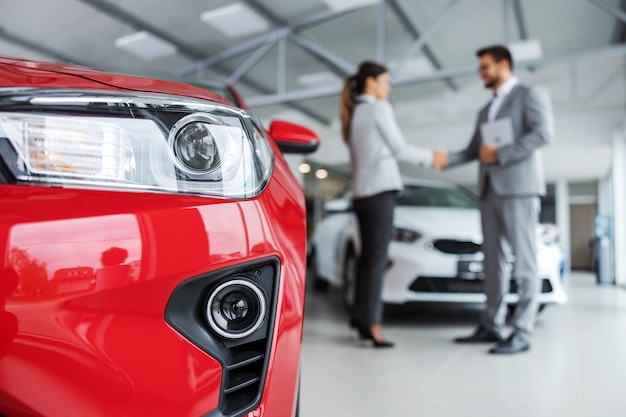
[539,224,560,246]
[0,89,273,199]
[391,227,421,243]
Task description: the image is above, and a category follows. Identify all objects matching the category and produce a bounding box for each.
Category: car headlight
[391,227,421,243]
[0,89,273,199]
[540,224,560,246]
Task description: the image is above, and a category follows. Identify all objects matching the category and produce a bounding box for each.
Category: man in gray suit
[441,45,554,354]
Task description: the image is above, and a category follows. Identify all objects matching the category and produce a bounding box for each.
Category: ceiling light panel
[390,56,435,80]
[297,71,342,87]
[321,0,379,12]
[201,3,270,38]
[508,39,543,62]
[114,31,177,60]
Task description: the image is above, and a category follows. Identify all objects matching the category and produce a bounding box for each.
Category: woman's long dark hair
[340,60,388,143]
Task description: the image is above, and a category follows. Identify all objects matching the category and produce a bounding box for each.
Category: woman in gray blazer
[339,60,445,348]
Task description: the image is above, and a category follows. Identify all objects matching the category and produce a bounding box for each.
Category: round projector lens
[169,113,222,175]
[174,122,216,171]
[206,279,266,339]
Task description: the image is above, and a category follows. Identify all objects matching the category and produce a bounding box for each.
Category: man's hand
[480,144,498,165]
[432,149,449,170]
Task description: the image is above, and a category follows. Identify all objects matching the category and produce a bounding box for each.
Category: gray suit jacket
[350,95,433,199]
[447,83,554,197]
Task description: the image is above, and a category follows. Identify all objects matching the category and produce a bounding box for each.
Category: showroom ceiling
[0,0,622,120]
[1,0,625,182]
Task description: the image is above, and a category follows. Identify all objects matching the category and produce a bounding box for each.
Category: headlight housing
[540,224,560,246]
[391,227,421,243]
[0,89,273,199]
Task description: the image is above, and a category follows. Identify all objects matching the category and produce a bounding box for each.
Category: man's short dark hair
[476,45,514,71]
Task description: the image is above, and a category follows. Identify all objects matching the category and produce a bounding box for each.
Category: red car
[0,56,319,417]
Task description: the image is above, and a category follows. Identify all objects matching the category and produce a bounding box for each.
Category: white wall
[612,130,626,285]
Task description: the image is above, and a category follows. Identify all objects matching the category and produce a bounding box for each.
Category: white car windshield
[397,185,478,208]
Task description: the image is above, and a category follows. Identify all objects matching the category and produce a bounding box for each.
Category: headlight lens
[0,89,273,199]
[391,227,421,243]
[540,224,560,246]
[206,278,267,339]
[170,117,219,174]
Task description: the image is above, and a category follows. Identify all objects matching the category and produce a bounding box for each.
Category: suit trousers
[480,184,541,342]
[352,191,396,326]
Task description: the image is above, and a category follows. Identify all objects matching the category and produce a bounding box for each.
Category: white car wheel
[309,249,330,293]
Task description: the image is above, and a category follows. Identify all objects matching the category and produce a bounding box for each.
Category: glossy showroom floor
[299,271,626,417]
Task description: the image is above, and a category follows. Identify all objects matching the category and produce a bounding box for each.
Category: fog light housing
[206,279,266,339]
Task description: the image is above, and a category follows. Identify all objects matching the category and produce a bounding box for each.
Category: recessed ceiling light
[390,56,434,80]
[297,71,342,87]
[114,31,177,60]
[321,0,378,12]
[299,163,312,174]
[508,39,543,62]
[201,3,270,38]
[315,169,328,179]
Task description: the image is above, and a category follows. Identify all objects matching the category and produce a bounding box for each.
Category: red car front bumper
[0,163,306,416]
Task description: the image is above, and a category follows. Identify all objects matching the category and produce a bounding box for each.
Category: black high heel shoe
[349,318,361,330]
[351,320,394,348]
[348,318,368,339]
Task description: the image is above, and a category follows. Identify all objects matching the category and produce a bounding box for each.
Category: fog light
[206,279,266,339]
[468,262,483,273]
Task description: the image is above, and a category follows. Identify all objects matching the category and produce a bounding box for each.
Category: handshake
[432,149,449,170]
[430,144,498,170]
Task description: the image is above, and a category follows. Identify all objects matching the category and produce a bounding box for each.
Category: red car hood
[0,55,229,104]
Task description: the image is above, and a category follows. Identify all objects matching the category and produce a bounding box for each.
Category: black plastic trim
[275,139,320,154]
[0,138,18,184]
[164,257,280,417]
[409,276,553,294]
[432,239,482,255]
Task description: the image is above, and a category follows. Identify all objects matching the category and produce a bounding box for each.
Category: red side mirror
[268,120,320,154]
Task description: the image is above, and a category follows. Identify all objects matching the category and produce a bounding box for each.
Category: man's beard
[484,76,499,89]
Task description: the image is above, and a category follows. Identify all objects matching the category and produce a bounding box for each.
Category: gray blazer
[447,83,554,197]
[350,95,433,199]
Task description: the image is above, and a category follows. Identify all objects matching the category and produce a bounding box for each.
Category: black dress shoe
[359,327,394,349]
[489,333,530,354]
[351,320,394,348]
[454,326,503,344]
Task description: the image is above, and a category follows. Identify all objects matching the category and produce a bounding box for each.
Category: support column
[612,129,626,284]
[555,179,571,275]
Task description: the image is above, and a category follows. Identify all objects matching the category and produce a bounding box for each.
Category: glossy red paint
[0,56,312,417]
[269,120,321,154]
[0,55,230,104]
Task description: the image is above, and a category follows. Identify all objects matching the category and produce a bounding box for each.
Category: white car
[310,180,567,310]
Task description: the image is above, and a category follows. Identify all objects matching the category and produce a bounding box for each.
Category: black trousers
[352,190,397,326]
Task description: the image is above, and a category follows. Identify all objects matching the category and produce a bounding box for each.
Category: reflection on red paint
[246,404,264,417]
[51,266,95,294]
[0,268,19,358]
[7,215,142,299]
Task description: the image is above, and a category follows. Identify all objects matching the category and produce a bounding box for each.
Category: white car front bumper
[381,240,568,305]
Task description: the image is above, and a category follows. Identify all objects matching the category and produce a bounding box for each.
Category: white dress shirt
[349,94,433,199]
[488,76,519,121]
